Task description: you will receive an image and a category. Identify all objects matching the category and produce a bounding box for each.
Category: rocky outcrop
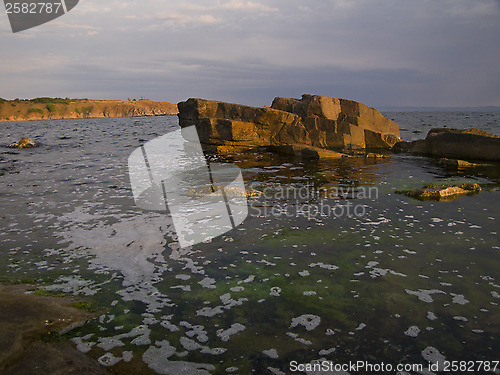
[8,137,38,149]
[271,95,400,149]
[396,183,481,201]
[178,95,400,154]
[393,128,500,162]
[0,283,104,374]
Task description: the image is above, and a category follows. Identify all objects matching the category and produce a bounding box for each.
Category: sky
[1,0,500,108]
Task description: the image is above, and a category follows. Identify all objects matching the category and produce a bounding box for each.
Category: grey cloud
[1,0,499,107]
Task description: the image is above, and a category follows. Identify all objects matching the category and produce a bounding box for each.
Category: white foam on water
[171,285,191,292]
[355,323,366,331]
[183,323,209,343]
[98,325,151,351]
[263,348,279,359]
[142,340,215,374]
[309,262,339,271]
[122,351,133,363]
[180,337,201,351]
[270,287,281,296]
[291,314,321,331]
[421,346,446,371]
[43,275,100,296]
[451,294,469,305]
[404,326,420,337]
[98,353,122,367]
[71,337,95,353]
[217,323,246,342]
[196,306,224,317]
[199,277,216,289]
[54,210,176,311]
[318,347,336,356]
[405,289,446,303]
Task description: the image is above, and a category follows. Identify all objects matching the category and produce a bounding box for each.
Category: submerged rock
[270,144,349,159]
[178,94,400,156]
[438,158,492,168]
[396,183,481,201]
[8,137,38,149]
[392,128,500,162]
[187,185,261,198]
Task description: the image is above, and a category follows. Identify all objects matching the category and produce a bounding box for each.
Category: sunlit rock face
[178,94,400,154]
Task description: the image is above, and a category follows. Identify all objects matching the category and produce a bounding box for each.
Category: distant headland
[0,97,178,122]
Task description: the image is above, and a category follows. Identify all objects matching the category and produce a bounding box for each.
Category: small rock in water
[396,183,481,201]
[8,137,38,149]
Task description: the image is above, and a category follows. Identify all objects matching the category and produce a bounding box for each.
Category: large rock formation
[178,94,400,154]
[393,128,500,162]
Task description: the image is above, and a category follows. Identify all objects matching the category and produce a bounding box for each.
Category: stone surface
[270,144,349,159]
[393,128,500,161]
[8,137,38,149]
[396,183,481,201]
[438,158,491,168]
[178,94,400,155]
[0,283,104,374]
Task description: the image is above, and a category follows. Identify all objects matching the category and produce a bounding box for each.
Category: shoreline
[0,282,107,374]
[0,99,178,123]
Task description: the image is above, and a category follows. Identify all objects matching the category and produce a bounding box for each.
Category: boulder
[8,137,38,149]
[393,128,500,162]
[178,95,400,155]
[396,183,481,201]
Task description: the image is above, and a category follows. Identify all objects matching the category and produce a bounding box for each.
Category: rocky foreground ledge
[0,283,105,374]
[178,94,400,156]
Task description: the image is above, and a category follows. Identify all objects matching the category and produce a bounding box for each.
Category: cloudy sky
[1,0,499,108]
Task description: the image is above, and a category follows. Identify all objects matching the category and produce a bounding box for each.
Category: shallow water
[0,114,499,374]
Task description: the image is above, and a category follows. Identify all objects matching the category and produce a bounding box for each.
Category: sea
[0,111,499,374]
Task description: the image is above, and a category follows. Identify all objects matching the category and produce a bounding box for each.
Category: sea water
[0,112,499,374]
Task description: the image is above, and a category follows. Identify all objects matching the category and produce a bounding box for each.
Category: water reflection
[0,116,499,374]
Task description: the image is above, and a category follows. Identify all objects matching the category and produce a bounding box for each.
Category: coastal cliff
[0,98,178,122]
[393,128,500,162]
